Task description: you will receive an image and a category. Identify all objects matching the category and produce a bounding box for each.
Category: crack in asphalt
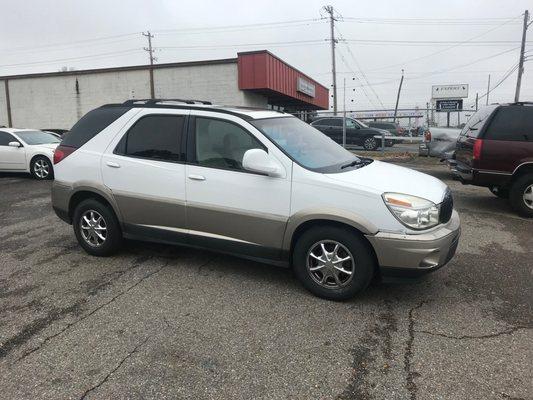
[16,261,167,362]
[404,300,427,400]
[415,325,531,340]
[78,337,149,400]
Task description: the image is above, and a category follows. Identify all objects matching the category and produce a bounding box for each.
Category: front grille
[439,188,453,224]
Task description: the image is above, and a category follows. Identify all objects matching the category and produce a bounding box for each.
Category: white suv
[52,99,460,300]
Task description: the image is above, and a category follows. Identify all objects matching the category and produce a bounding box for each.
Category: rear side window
[329,119,342,127]
[61,106,129,148]
[116,115,185,162]
[313,118,331,126]
[484,106,533,141]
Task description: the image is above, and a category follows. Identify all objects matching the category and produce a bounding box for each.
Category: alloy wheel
[306,240,355,289]
[80,210,107,247]
[364,137,376,150]
[523,184,533,210]
[34,159,50,178]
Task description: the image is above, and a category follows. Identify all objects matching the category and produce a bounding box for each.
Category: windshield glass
[353,118,368,128]
[16,130,60,145]
[252,117,360,172]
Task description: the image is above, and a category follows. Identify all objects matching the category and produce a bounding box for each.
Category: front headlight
[382,192,439,230]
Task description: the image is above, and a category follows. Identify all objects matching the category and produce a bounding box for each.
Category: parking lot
[0,158,531,400]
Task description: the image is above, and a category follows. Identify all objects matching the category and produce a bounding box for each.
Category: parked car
[311,117,394,150]
[367,121,406,137]
[419,127,461,159]
[52,99,460,300]
[0,128,60,179]
[451,102,533,217]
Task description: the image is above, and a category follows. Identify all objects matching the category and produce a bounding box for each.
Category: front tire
[73,199,123,256]
[363,136,378,151]
[292,226,375,300]
[30,156,53,180]
[509,174,533,218]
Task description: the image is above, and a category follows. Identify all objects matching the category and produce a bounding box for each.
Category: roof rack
[122,98,212,106]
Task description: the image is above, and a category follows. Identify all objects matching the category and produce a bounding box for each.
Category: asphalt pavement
[0,158,531,400]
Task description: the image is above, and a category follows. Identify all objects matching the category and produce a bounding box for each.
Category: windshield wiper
[341,159,362,169]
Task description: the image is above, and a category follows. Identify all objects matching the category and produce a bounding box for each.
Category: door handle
[106,161,121,168]
[188,174,206,181]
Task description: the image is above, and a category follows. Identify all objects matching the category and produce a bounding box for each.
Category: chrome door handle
[106,161,121,168]
[188,174,206,181]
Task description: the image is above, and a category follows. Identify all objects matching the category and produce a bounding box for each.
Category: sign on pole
[436,99,463,112]
[432,84,468,99]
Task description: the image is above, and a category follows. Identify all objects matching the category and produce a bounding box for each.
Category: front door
[101,110,188,239]
[185,112,292,260]
[0,131,26,170]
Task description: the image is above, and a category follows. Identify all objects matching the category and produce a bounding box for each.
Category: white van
[52,99,460,300]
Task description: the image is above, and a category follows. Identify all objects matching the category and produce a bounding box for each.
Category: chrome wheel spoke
[309,264,325,272]
[80,210,107,247]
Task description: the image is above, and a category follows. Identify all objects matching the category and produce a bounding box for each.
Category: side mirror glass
[242,149,284,177]
[8,141,21,148]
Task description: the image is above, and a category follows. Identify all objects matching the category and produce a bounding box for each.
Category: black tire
[509,173,533,218]
[30,156,54,180]
[362,136,378,151]
[72,198,123,256]
[292,225,376,300]
[489,186,509,199]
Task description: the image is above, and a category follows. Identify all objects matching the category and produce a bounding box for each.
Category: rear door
[0,131,26,170]
[101,109,188,238]
[480,105,533,172]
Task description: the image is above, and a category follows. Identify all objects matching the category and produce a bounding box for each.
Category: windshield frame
[15,130,61,145]
[250,116,365,173]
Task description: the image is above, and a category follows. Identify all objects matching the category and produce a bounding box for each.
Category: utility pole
[514,10,530,102]
[475,92,479,111]
[324,5,338,115]
[485,74,491,106]
[342,77,346,148]
[393,69,404,123]
[142,31,156,99]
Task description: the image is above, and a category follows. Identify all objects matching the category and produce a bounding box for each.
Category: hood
[325,160,448,204]
[30,143,59,151]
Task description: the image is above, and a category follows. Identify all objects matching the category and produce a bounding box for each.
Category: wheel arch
[68,188,122,225]
[512,162,533,181]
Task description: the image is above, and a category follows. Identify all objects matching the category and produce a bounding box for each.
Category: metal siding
[238,51,328,109]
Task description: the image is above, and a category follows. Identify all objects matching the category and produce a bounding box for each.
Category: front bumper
[366,210,460,277]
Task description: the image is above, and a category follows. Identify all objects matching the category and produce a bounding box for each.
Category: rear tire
[292,225,375,300]
[509,173,533,218]
[30,156,53,180]
[73,199,123,256]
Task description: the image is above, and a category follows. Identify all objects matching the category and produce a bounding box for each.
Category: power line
[158,39,326,50]
[336,48,378,108]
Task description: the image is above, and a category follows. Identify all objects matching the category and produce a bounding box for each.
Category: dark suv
[452,102,533,217]
[311,117,392,150]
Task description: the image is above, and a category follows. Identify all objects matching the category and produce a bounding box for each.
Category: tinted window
[62,106,129,148]
[484,106,533,141]
[329,119,342,127]
[313,118,332,126]
[16,131,60,145]
[0,131,16,146]
[117,115,184,162]
[460,105,498,137]
[194,117,263,171]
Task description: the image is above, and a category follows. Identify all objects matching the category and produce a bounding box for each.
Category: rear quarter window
[483,106,533,141]
[61,106,129,148]
[460,105,498,138]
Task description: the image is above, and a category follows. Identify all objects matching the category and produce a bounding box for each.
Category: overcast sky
[0,0,531,113]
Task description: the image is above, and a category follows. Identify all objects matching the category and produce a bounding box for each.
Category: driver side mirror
[8,141,21,148]
[242,149,285,177]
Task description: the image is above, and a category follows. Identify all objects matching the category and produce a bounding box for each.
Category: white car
[51,100,460,300]
[0,128,60,179]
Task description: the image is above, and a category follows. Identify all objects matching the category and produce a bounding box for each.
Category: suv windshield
[16,130,60,145]
[252,117,363,173]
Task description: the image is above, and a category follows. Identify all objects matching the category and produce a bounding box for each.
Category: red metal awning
[237,50,329,110]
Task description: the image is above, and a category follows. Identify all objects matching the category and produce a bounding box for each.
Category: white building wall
[1,62,268,129]
[154,63,267,108]
[7,70,151,129]
[0,81,8,127]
